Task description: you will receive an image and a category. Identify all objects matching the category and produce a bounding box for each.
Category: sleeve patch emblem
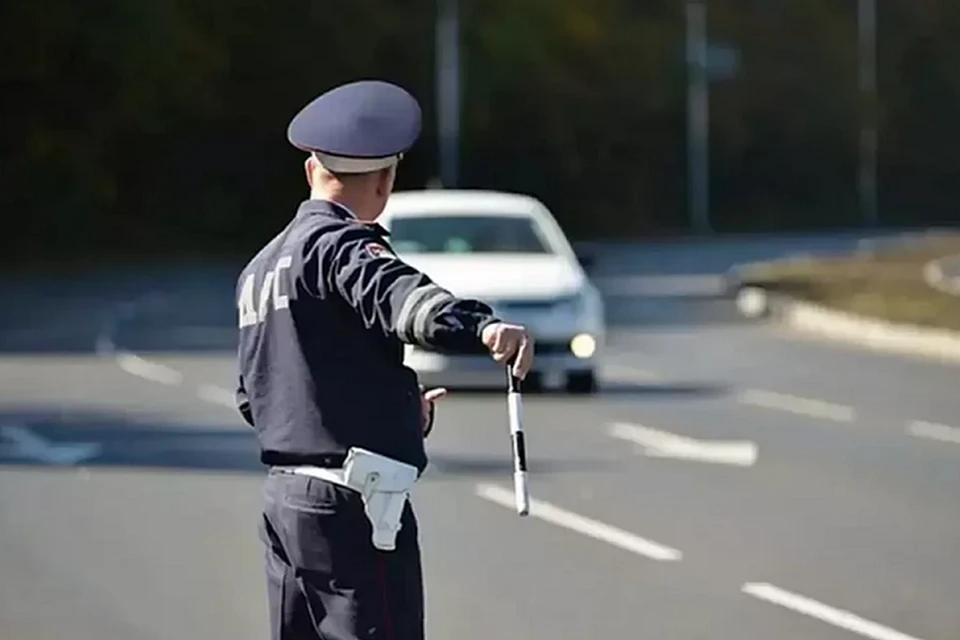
[366,243,392,258]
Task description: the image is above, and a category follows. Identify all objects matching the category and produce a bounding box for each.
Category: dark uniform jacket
[234,199,500,473]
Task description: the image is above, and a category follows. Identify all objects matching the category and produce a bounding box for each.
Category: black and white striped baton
[506,365,530,516]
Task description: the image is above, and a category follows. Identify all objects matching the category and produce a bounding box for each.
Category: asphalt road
[2,235,959,640]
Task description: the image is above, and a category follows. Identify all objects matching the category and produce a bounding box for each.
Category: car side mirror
[576,252,595,269]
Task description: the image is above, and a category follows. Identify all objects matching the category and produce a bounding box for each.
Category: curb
[724,241,960,363]
[732,288,960,364]
[922,253,960,296]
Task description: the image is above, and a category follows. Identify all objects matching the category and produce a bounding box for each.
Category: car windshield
[388,214,554,255]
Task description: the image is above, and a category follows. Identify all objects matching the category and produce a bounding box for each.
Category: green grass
[739,236,960,332]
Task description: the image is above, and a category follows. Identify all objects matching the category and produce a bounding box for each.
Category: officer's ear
[375,166,396,197]
[304,155,317,188]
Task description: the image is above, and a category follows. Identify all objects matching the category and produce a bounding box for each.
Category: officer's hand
[480,322,534,379]
[421,386,447,434]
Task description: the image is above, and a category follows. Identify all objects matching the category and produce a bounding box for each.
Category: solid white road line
[738,389,857,423]
[907,420,960,445]
[742,583,926,640]
[474,483,682,561]
[115,353,183,386]
[608,422,757,467]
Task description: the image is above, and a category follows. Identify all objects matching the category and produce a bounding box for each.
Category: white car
[379,189,605,394]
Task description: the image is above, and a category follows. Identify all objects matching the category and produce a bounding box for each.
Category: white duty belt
[278,447,419,552]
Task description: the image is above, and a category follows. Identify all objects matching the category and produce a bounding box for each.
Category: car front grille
[533,340,573,355]
[495,299,559,312]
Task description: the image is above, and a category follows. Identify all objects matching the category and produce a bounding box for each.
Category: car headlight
[570,333,597,358]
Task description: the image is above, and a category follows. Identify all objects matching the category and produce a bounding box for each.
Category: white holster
[283,448,419,552]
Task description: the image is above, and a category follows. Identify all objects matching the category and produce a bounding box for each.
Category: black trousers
[259,469,425,640]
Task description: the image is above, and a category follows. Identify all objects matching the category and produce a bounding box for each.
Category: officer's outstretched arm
[319,225,500,352]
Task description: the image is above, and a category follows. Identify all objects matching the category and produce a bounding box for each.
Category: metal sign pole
[436,0,461,188]
[686,0,711,234]
[858,0,879,227]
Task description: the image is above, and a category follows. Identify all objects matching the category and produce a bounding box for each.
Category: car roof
[382,189,546,219]
[379,189,578,259]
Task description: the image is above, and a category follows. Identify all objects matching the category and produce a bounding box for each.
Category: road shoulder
[727,234,960,364]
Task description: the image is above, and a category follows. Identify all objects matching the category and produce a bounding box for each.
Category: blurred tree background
[1,0,959,264]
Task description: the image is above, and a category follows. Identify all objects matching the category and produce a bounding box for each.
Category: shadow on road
[440,381,730,400]
[423,454,619,478]
[597,381,730,397]
[0,409,615,479]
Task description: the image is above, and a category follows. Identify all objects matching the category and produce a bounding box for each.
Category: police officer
[234,79,534,640]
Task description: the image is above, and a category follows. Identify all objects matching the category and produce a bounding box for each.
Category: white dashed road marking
[742,582,927,640]
[608,422,757,467]
[475,483,682,562]
[196,384,237,409]
[738,389,857,423]
[907,420,960,445]
[115,352,184,386]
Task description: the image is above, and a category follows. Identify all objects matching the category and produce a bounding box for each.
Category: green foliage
[2,0,959,264]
